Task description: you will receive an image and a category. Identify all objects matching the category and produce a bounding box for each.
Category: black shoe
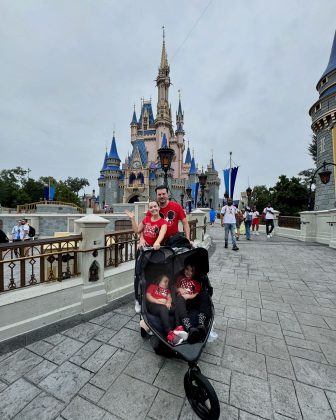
[232,246,239,251]
[224,243,228,249]
[197,324,207,341]
[187,327,200,344]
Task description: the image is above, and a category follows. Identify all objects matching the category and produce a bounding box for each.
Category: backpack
[245,212,252,222]
[28,225,36,238]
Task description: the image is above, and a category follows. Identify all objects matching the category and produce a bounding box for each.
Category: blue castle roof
[131,109,137,124]
[189,157,196,175]
[101,152,108,171]
[184,147,191,164]
[211,158,215,170]
[130,140,148,166]
[108,135,120,161]
[161,133,168,147]
[319,30,336,83]
[139,102,155,125]
[177,98,183,117]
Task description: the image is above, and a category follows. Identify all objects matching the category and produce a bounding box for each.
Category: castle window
[144,116,148,130]
[320,137,325,154]
[315,103,321,112]
[321,77,328,87]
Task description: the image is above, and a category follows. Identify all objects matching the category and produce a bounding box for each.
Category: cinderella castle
[98,31,220,209]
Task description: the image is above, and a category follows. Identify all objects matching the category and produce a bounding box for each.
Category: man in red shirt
[140,185,190,247]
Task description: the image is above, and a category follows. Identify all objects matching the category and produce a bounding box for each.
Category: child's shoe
[167,331,183,346]
[173,326,188,341]
[134,300,141,314]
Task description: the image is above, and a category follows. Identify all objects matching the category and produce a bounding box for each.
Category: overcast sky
[1,0,336,199]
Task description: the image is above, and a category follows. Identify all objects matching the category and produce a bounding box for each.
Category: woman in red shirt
[126,201,167,249]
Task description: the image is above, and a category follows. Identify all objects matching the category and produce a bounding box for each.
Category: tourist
[126,200,168,314]
[11,220,22,257]
[263,203,275,238]
[209,208,217,226]
[244,207,253,241]
[220,198,239,251]
[251,205,260,235]
[125,201,167,250]
[20,219,30,241]
[150,185,191,245]
[235,208,244,241]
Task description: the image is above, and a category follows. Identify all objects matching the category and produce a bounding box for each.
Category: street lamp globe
[157,145,175,188]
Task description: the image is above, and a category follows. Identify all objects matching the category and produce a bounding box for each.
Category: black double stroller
[135,246,220,420]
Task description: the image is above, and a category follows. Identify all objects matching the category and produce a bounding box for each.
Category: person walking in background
[220,198,239,251]
[12,220,22,257]
[244,207,253,241]
[251,205,260,235]
[235,208,244,241]
[263,203,275,238]
[209,208,217,226]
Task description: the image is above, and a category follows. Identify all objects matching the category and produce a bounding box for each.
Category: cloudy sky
[1,0,336,199]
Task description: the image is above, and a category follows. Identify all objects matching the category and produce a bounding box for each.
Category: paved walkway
[1,223,336,419]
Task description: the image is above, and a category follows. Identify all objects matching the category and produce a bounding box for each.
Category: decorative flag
[191,182,199,207]
[230,167,239,199]
[223,169,230,196]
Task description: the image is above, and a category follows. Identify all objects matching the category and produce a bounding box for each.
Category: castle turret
[309,30,336,210]
[130,106,138,141]
[206,157,221,209]
[155,27,173,137]
[104,134,122,206]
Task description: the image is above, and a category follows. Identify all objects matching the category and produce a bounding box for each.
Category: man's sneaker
[232,246,239,251]
[224,243,228,249]
[134,300,141,314]
[167,331,183,346]
[267,234,270,238]
[256,232,259,236]
[173,326,188,341]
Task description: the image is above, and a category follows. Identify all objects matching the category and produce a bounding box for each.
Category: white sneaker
[267,235,270,238]
[270,233,273,237]
[135,300,141,314]
[256,232,259,236]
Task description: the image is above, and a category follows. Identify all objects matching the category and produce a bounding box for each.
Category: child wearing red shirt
[146,274,188,346]
[175,264,210,343]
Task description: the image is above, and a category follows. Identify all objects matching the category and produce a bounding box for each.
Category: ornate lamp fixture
[158,145,175,189]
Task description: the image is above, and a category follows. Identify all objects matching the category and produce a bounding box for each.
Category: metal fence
[278,216,301,230]
[0,235,82,293]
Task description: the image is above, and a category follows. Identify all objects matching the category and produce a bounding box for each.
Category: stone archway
[128,195,140,203]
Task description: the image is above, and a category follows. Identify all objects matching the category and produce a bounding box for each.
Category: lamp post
[246,187,252,207]
[308,161,336,210]
[180,192,184,207]
[157,145,175,190]
[198,170,207,207]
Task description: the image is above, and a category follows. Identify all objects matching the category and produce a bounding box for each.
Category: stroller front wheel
[184,368,220,420]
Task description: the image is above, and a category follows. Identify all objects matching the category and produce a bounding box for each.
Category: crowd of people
[220,199,276,251]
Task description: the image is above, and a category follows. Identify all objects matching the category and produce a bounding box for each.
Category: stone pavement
[1,222,336,419]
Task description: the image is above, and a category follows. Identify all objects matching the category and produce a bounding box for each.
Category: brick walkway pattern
[1,223,336,419]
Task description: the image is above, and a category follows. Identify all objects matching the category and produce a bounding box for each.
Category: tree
[308,134,317,165]
[0,167,28,207]
[54,181,80,205]
[64,177,90,196]
[250,185,271,213]
[272,175,309,215]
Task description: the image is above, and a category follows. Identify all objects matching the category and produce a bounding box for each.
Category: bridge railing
[278,215,301,230]
[0,235,82,293]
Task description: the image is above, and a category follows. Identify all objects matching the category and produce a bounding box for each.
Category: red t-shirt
[146,283,171,301]
[141,216,167,246]
[175,275,201,295]
[159,201,186,238]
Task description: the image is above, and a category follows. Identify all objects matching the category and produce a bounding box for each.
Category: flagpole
[229,151,232,198]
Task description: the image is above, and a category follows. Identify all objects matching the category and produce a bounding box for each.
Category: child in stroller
[146,273,188,346]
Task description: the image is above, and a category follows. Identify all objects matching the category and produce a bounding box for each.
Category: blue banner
[191,182,199,207]
[230,167,239,199]
[43,186,56,201]
[223,169,230,196]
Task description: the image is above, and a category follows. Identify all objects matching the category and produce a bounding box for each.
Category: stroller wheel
[184,368,220,420]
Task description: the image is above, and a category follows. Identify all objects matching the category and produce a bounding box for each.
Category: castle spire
[319,30,336,83]
[160,26,168,69]
[131,104,137,124]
